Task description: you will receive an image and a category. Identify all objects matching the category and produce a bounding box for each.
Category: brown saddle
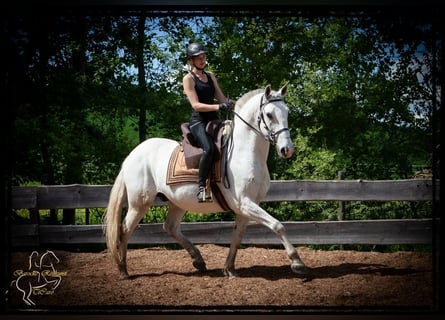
[180,120,224,169]
[166,120,231,210]
[166,120,226,186]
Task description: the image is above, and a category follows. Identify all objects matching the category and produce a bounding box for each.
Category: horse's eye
[266,113,273,120]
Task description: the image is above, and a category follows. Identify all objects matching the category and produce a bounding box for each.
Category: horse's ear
[279,84,288,96]
[265,84,272,99]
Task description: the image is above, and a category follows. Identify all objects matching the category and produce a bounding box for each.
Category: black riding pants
[189,121,216,187]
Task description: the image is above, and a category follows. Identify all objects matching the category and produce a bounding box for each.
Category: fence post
[63,208,76,225]
[29,209,40,224]
[49,208,58,224]
[338,171,345,250]
[337,171,345,221]
[85,208,90,225]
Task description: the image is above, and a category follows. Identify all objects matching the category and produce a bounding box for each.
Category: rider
[182,42,235,202]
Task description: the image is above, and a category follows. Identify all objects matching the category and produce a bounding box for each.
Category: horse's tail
[103,169,127,264]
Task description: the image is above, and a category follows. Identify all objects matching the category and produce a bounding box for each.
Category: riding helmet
[186,43,207,59]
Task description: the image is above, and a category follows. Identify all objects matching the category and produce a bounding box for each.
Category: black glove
[219,102,234,111]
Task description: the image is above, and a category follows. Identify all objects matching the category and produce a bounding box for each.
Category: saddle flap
[181,123,197,147]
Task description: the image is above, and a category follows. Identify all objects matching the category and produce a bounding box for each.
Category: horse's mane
[235,88,263,110]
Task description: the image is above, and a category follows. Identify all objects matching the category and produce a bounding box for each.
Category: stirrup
[197,187,213,203]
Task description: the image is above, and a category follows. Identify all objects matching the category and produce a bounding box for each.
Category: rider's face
[191,54,207,68]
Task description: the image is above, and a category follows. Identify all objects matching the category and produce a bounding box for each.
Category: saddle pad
[166,144,222,185]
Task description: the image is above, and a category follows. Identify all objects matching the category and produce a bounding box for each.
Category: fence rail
[10,219,436,248]
[9,179,439,247]
[11,179,437,209]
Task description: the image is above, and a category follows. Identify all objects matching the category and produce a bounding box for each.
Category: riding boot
[197,185,212,203]
[197,150,213,202]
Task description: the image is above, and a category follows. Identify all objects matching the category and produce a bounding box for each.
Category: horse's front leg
[239,198,309,275]
[224,215,249,278]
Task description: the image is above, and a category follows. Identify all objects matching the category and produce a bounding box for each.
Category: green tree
[210,14,436,181]
[7,11,438,212]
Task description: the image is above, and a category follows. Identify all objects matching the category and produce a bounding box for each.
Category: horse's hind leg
[163,203,207,272]
[119,205,149,279]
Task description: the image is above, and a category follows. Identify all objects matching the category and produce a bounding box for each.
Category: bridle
[233,94,290,145]
[222,93,290,189]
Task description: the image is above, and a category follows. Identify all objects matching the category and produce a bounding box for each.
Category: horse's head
[40,250,60,269]
[258,84,294,159]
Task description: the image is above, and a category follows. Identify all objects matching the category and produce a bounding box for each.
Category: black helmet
[186,42,207,59]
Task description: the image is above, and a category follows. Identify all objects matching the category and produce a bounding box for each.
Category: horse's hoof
[291,262,310,275]
[119,272,130,280]
[193,260,207,272]
[223,268,239,279]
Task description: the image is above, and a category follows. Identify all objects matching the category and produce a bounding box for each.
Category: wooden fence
[9,179,439,247]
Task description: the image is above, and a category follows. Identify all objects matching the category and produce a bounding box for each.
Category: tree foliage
[5,8,440,223]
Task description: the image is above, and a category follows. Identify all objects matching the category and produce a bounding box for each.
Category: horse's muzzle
[280,145,294,158]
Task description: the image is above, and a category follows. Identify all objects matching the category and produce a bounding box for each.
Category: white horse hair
[104,84,309,279]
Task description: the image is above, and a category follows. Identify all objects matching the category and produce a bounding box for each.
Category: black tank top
[189,71,218,123]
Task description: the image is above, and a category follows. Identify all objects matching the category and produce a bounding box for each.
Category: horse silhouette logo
[10,250,66,306]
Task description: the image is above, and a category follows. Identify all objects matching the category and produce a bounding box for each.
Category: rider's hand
[219,101,234,111]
